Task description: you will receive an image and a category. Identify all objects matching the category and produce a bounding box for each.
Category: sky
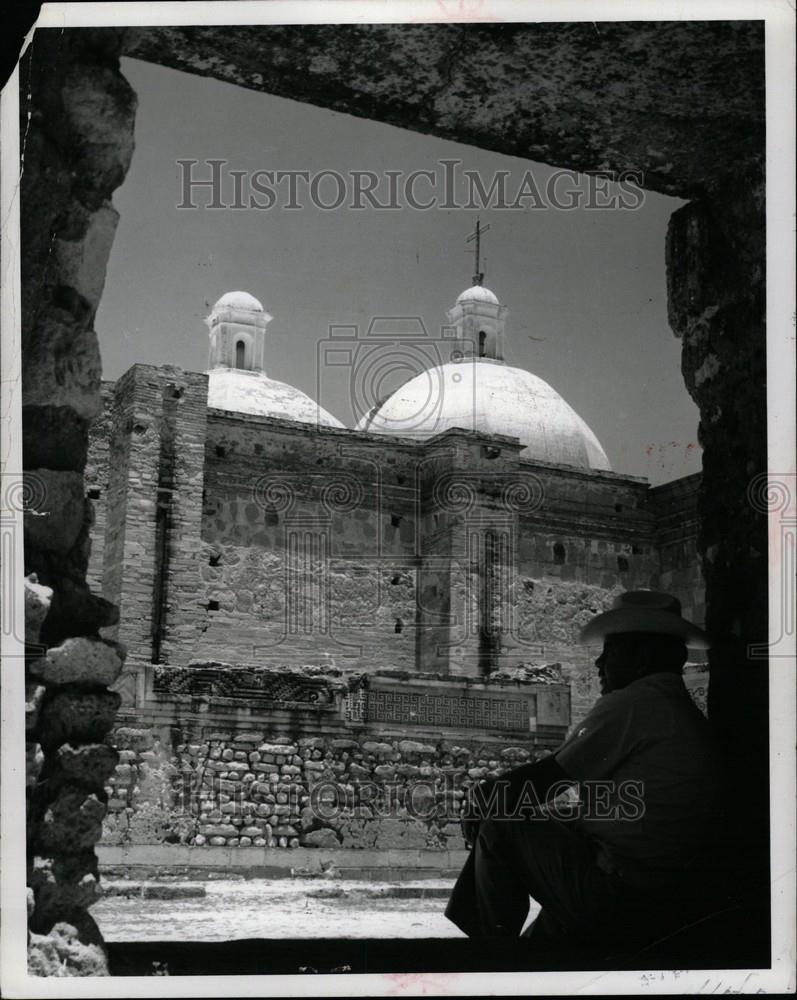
[96,56,701,485]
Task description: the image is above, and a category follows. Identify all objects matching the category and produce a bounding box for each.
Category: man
[445,590,724,947]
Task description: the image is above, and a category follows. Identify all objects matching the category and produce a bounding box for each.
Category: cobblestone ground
[93,879,539,941]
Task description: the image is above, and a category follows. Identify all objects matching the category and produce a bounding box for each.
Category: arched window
[478,330,487,358]
[235,339,246,369]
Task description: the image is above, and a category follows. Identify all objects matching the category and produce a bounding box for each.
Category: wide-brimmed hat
[579,590,711,649]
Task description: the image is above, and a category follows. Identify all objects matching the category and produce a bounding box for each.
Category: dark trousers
[445,816,656,942]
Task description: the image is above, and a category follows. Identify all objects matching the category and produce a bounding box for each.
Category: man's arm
[461,755,575,845]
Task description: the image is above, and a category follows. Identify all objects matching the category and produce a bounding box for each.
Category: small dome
[213,290,264,312]
[456,285,499,305]
[208,369,343,428]
[356,360,611,470]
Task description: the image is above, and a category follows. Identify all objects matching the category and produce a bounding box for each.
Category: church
[86,271,705,855]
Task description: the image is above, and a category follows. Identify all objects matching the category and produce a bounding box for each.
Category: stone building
[83,280,705,860]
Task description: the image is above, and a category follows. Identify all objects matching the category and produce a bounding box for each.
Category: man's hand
[458,757,575,848]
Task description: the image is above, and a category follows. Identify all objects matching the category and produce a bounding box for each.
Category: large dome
[356,360,611,470]
[208,369,343,427]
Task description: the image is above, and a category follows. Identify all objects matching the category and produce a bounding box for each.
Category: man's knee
[477,815,536,852]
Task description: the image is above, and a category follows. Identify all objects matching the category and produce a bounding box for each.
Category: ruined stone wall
[21,28,135,975]
[647,472,705,626]
[100,724,551,855]
[84,379,703,726]
[195,411,420,671]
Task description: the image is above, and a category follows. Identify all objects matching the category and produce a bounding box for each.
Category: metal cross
[465,218,491,285]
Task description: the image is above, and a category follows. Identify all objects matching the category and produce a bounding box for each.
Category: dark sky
[96,56,701,485]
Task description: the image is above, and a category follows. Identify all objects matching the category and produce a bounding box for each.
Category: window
[478,330,487,357]
[617,556,629,572]
[235,339,246,369]
[553,543,566,565]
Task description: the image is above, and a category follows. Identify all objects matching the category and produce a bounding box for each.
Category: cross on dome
[465,218,491,286]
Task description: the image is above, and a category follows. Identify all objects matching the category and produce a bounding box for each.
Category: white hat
[579,590,711,649]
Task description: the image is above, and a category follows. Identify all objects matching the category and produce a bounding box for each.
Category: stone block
[199,824,238,838]
[36,787,106,854]
[398,740,436,755]
[23,470,86,555]
[258,742,297,756]
[26,682,46,734]
[298,737,326,749]
[301,828,340,848]
[39,578,118,645]
[112,727,153,751]
[27,922,108,977]
[57,743,119,787]
[26,741,45,791]
[38,689,121,749]
[30,855,101,923]
[362,741,393,755]
[30,637,123,687]
[25,574,53,644]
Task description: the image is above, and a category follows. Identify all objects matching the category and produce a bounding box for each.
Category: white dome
[213,291,264,312]
[356,360,611,470]
[208,369,343,427]
[456,285,499,305]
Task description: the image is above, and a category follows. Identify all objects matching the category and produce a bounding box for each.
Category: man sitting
[445,590,724,948]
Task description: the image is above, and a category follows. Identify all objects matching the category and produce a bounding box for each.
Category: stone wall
[21,28,136,975]
[84,378,704,730]
[101,724,550,855]
[666,166,769,891]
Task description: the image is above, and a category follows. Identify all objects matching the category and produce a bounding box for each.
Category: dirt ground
[92,878,541,941]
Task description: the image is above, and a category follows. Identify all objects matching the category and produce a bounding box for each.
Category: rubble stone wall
[100,723,547,854]
[21,28,136,975]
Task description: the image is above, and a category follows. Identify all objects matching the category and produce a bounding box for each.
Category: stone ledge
[98,843,468,873]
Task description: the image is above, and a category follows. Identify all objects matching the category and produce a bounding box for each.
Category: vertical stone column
[103,365,208,668]
[666,161,769,892]
[20,27,136,973]
[417,432,525,676]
